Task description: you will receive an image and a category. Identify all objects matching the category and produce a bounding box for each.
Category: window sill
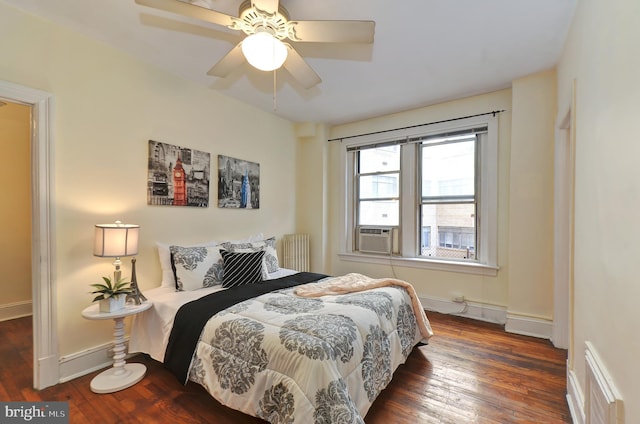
[337,252,499,276]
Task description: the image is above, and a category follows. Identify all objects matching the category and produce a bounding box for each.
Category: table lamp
[93,220,146,304]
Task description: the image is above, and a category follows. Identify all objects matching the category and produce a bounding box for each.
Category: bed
[129,237,433,424]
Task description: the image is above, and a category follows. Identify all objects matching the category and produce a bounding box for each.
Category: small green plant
[90,276,132,302]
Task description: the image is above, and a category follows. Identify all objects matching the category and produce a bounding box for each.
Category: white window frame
[338,115,499,276]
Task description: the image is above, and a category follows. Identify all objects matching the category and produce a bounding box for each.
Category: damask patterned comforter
[183,274,432,424]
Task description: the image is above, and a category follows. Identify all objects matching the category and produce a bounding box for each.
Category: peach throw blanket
[295,273,434,341]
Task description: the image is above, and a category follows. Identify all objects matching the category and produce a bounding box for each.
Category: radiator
[585,342,623,424]
[282,234,310,272]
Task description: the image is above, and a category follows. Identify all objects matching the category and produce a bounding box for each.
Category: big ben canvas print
[147,140,210,207]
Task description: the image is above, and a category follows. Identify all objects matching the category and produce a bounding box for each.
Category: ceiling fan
[134,0,375,89]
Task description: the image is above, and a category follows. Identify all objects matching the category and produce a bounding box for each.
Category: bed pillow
[220,236,279,273]
[157,241,217,288]
[221,246,269,280]
[225,232,264,244]
[220,249,265,288]
[170,245,225,291]
[156,233,263,288]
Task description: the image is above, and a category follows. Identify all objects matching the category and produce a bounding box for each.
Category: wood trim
[423,296,554,340]
[567,367,586,424]
[552,80,575,350]
[0,79,58,389]
[58,338,133,383]
[0,301,32,322]
[506,312,553,339]
[420,295,507,324]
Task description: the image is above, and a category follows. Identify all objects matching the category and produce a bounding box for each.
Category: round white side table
[81,301,152,394]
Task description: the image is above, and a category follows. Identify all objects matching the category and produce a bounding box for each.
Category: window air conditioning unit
[358,227,392,255]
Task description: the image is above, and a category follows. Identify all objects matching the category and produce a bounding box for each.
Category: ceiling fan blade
[289,20,375,43]
[206,42,246,77]
[282,45,321,89]
[135,0,237,28]
[251,0,279,15]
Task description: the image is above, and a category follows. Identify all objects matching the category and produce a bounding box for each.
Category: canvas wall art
[218,155,260,209]
[147,140,210,207]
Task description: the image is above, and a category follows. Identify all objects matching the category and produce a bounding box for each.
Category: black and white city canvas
[217,155,260,209]
[147,140,210,207]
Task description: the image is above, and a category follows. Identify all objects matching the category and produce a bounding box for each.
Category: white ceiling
[2,0,576,125]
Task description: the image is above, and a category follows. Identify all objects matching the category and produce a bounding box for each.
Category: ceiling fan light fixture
[241,31,288,72]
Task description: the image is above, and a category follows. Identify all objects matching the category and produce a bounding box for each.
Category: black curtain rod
[327,109,505,142]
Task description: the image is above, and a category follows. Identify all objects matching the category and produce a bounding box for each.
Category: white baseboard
[505,312,553,339]
[584,341,623,424]
[420,295,507,325]
[421,296,555,340]
[37,354,60,390]
[567,367,586,424]
[423,296,576,423]
[58,338,131,383]
[0,300,32,322]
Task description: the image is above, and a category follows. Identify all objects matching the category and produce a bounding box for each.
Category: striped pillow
[220,249,265,288]
[220,236,279,273]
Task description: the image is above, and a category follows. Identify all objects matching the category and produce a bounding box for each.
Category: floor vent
[585,342,623,424]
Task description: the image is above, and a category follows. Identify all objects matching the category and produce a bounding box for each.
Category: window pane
[359,200,399,226]
[359,145,400,173]
[420,203,476,259]
[422,139,475,198]
[359,174,399,199]
[421,226,431,248]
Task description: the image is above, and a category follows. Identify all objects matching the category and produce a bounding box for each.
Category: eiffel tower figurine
[127,258,147,305]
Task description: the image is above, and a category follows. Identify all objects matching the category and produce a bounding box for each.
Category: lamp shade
[241,31,288,72]
[94,222,139,257]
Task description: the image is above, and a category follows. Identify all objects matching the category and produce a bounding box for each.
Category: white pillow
[229,232,264,243]
[156,241,217,288]
[156,233,264,288]
[220,236,279,273]
[170,245,225,291]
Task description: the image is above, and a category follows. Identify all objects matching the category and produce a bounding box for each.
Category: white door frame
[552,82,576,351]
[0,80,58,389]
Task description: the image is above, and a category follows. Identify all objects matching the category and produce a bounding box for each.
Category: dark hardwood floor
[0,311,571,423]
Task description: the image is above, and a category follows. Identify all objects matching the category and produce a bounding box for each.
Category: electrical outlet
[452,293,465,303]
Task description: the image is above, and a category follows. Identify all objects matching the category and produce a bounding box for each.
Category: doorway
[0,80,57,389]
[0,101,31,318]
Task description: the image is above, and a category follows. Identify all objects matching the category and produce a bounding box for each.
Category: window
[437,226,475,250]
[420,135,477,260]
[356,145,400,226]
[341,114,498,275]
[421,226,431,249]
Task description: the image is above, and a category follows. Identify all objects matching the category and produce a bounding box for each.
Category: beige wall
[0,0,571,398]
[321,88,543,315]
[0,101,32,307]
[312,82,557,324]
[0,3,298,356]
[294,123,330,273]
[508,70,557,320]
[558,0,640,420]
